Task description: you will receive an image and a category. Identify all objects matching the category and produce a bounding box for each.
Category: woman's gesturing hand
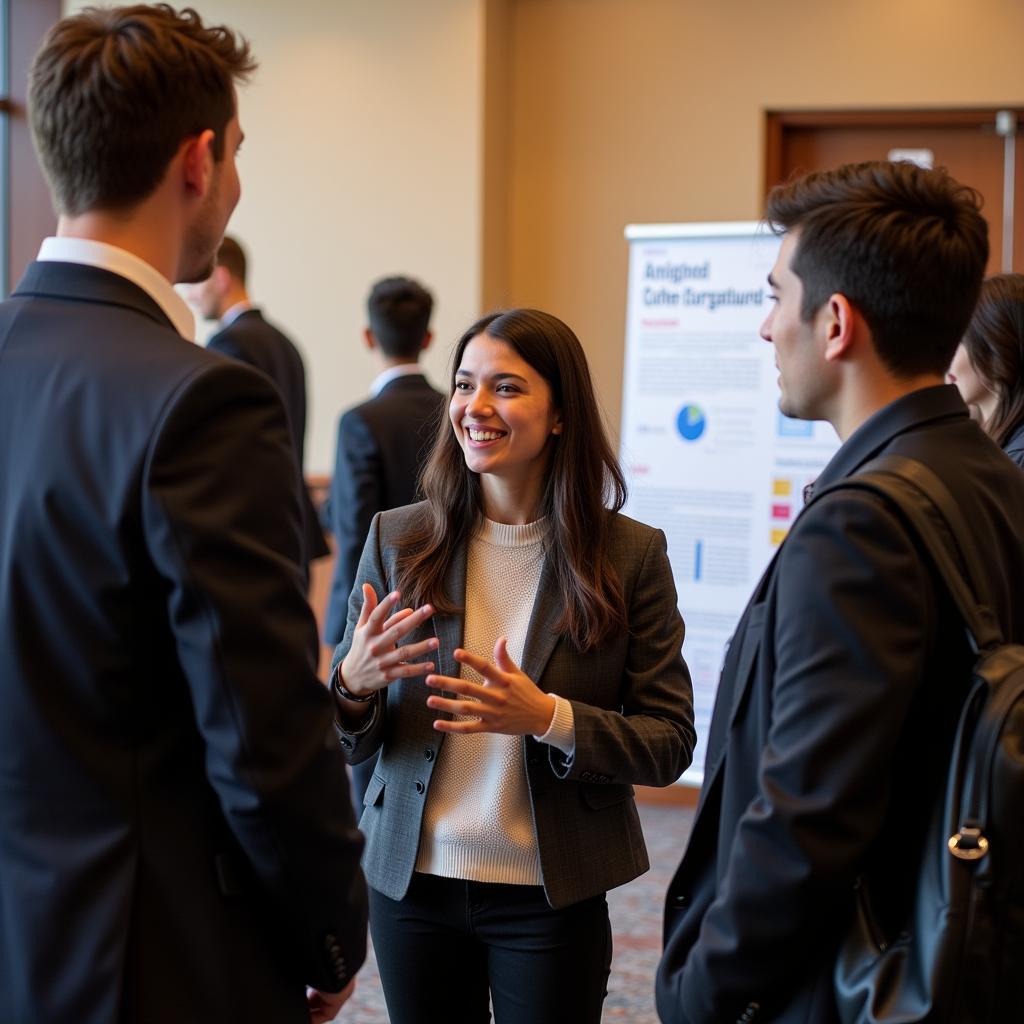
[339,584,438,698]
[424,636,556,737]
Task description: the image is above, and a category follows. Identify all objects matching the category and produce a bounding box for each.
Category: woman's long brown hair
[961,274,1024,447]
[396,309,627,651]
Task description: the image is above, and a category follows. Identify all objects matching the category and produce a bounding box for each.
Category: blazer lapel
[699,557,776,792]
[724,543,785,729]
[520,557,561,687]
[432,541,467,682]
[724,604,767,731]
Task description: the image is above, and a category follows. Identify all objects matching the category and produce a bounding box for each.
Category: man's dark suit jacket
[207,308,330,572]
[323,372,445,644]
[657,386,1024,1024]
[0,262,367,1024]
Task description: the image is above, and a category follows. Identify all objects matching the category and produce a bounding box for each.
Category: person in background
[331,307,695,1024]
[324,275,444,642]
[323,276,445,807]
[0,7,366,1023]
[186,235,330,581]
[947,272,1024,468]
[657,161,1024,1023]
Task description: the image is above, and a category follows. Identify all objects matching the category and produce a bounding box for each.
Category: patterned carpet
[339,801,696,1023]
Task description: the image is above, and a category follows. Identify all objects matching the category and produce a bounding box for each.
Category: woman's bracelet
[333,663,375,703]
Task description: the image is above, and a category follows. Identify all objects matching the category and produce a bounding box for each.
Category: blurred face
[178,108,243,284]
[449,333,562,491]
[947,343,990,408]
[761,231,833,421]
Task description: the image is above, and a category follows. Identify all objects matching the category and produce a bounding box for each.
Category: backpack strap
[814,454,1016,854]
[811,453,1004,654]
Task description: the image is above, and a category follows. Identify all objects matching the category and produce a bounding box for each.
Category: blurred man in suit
[657,162,1024,1022]
[324,276,445,641]
[324,276,445,807]
[0,7,366,1023]
[186,236,330,582]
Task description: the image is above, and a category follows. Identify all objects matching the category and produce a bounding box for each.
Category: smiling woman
[449,332,563,513]
[328,307,696,1024]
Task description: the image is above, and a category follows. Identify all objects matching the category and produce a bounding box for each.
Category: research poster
[620,223,840,786]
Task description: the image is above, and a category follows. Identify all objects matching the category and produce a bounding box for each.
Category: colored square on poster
[772,478,792,496]
[771,503,791,520]
[770,528,788,546]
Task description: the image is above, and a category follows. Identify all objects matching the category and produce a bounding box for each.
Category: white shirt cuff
[534,694,575,757]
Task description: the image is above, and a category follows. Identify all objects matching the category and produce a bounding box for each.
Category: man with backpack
[657,160,1024,1023]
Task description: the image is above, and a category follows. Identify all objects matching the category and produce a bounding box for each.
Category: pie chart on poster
[676,403,706,442]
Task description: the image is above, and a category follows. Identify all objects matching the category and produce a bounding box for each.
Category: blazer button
[423,747,435,762]
[414,780,425,794]
[671,893,689,909]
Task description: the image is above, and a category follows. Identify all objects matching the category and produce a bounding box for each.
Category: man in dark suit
[657,162,1024,1023]
[186,235,330,581]
[323,275,445,809]
[0,7,366,1024]
[324,275,445,641]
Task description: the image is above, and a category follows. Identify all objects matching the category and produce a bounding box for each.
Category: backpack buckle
[948,827,990,861]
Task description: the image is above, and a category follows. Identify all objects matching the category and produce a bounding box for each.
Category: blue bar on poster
[694,540,703,581]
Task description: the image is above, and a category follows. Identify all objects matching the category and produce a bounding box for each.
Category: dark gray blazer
[332,504,696,909]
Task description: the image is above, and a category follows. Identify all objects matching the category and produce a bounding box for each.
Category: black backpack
[820,454,1024,1023]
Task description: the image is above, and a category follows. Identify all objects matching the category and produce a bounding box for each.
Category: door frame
[764,107,1024,193]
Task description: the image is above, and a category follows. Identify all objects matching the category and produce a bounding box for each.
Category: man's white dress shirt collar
[37,237,195,341]
[220,300,254,328]
[370,363,426,397]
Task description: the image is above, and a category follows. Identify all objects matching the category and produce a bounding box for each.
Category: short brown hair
[29,4,257,216]
[216,236,247,285]
[766,161,988,378]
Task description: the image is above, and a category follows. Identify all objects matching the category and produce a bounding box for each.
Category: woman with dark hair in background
[329,308,695,1024]
[947,273,1024,467]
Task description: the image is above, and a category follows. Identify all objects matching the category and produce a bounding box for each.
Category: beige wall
[60,0,1024,464]
[65,0,486,474]
[496,0,1024,441]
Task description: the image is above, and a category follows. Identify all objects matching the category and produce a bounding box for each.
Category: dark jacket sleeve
[670,491,932,1023]
[141,359,367,992]
[324,410,383,644]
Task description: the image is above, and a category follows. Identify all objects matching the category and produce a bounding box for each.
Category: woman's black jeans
[369,872,613,1024]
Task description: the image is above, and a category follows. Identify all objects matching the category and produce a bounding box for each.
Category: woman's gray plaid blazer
[332,503,696,909]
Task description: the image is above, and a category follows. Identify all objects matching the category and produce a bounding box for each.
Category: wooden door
[765,110,1024,275]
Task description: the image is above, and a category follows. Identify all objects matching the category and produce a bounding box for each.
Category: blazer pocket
[581,782,634,809]
[363,772,386,808]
